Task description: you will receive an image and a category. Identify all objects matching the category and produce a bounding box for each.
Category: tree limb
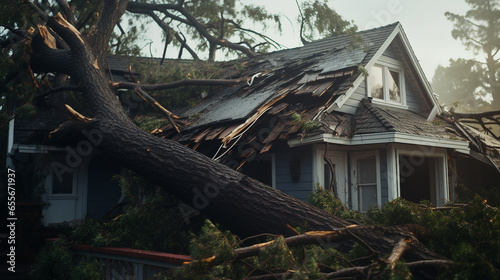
[34,85,80,101]
[146,11,199,60]
[388,238,411,270]
[55,0,75,25]
[111,78,246,91]
[134,87,181,133]
[127,1,256,59]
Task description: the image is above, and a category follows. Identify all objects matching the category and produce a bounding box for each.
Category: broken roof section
[154,22,500,171]
[176,23,398,130]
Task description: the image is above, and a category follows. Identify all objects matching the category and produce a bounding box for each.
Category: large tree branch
[55,0,75,25]
[127,1,256,59]
[226,19,283,50]
[146,11,199,60]
[111,78,246,91]
[85,0,129,68]
[134,87,181,133]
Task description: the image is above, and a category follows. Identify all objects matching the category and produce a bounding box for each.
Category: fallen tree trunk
[28,4,443,264]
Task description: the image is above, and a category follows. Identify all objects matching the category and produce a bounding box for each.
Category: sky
[142,0,475,81]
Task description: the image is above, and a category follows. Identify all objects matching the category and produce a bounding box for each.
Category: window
[368,64,405,105]
[357,157,378,211]
[52,171,73,194]
[50,154,76,196]
[351,152,380,211]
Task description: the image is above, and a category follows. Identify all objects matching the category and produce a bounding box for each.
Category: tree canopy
[433,0,500,111]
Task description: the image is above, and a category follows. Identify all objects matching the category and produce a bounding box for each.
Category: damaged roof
[175,22,399,129]
[153,22,500,171]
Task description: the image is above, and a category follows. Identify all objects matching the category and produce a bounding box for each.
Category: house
[6,23,500,229]
[5,105,125,227]
[154,22,500,210]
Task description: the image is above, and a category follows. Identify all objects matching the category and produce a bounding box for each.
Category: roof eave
[288,132,470,154]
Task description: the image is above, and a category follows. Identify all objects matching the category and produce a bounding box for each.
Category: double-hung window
[368,62,406,106]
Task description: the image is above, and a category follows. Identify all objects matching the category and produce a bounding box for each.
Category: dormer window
[368,62,406,106]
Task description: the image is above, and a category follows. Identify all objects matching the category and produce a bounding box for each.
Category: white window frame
[351,151,381,211]
[368,58,407,109]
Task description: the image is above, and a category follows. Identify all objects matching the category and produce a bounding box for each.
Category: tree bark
[29,5,443,263]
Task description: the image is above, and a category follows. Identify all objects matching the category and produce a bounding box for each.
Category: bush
[33,239,103,280]
[367,196,500,279]
[309,185,365,222]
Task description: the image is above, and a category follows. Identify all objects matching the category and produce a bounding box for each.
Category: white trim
[327,24,401,113]
[386,144,399,200]
[427,105,439,121]
[14,144,65,153]
[312,144,322,190]
[6,118,14,168]
[315,145,349,204]
[288,132,470,154]
[327,23,442,114]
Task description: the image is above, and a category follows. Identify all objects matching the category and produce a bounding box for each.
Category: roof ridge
[360,99,395,131]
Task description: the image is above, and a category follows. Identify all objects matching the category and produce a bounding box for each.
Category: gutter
[288,132,470,154]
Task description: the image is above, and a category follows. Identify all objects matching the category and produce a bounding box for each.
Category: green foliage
[368,196,500,278]
[299,0,357,42]
[69,172,199,254]
[70,256,104,280]
[292,112,321,136]
[33,239,73,280]
[33,239,103,280]
[133,115,169,133]
[309,185,365,222]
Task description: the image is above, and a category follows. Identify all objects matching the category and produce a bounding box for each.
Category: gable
[331,24,438,117]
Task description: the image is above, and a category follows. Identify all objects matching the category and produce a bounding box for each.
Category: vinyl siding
[405,76,421,111]
[275,145,313,202]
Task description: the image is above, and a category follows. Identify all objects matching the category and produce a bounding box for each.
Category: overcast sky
[252,0,474,80]
[143,0,474,81]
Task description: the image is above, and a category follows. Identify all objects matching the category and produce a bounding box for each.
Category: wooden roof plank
[205,126,226,140]
[263,122,287,143]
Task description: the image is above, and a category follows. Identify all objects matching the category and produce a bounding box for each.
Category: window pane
[52,154,74,194]
[358,157,376,184]
[369,66,384,99]
[388,70,401,103]
[359,185,377,211]
[53,170,73,194]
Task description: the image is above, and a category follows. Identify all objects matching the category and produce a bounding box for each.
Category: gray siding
[86,156,122,219]
[379,148,389,204]
[405,76,421,111]
[382,45,398,59]
[275,145,313,202]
